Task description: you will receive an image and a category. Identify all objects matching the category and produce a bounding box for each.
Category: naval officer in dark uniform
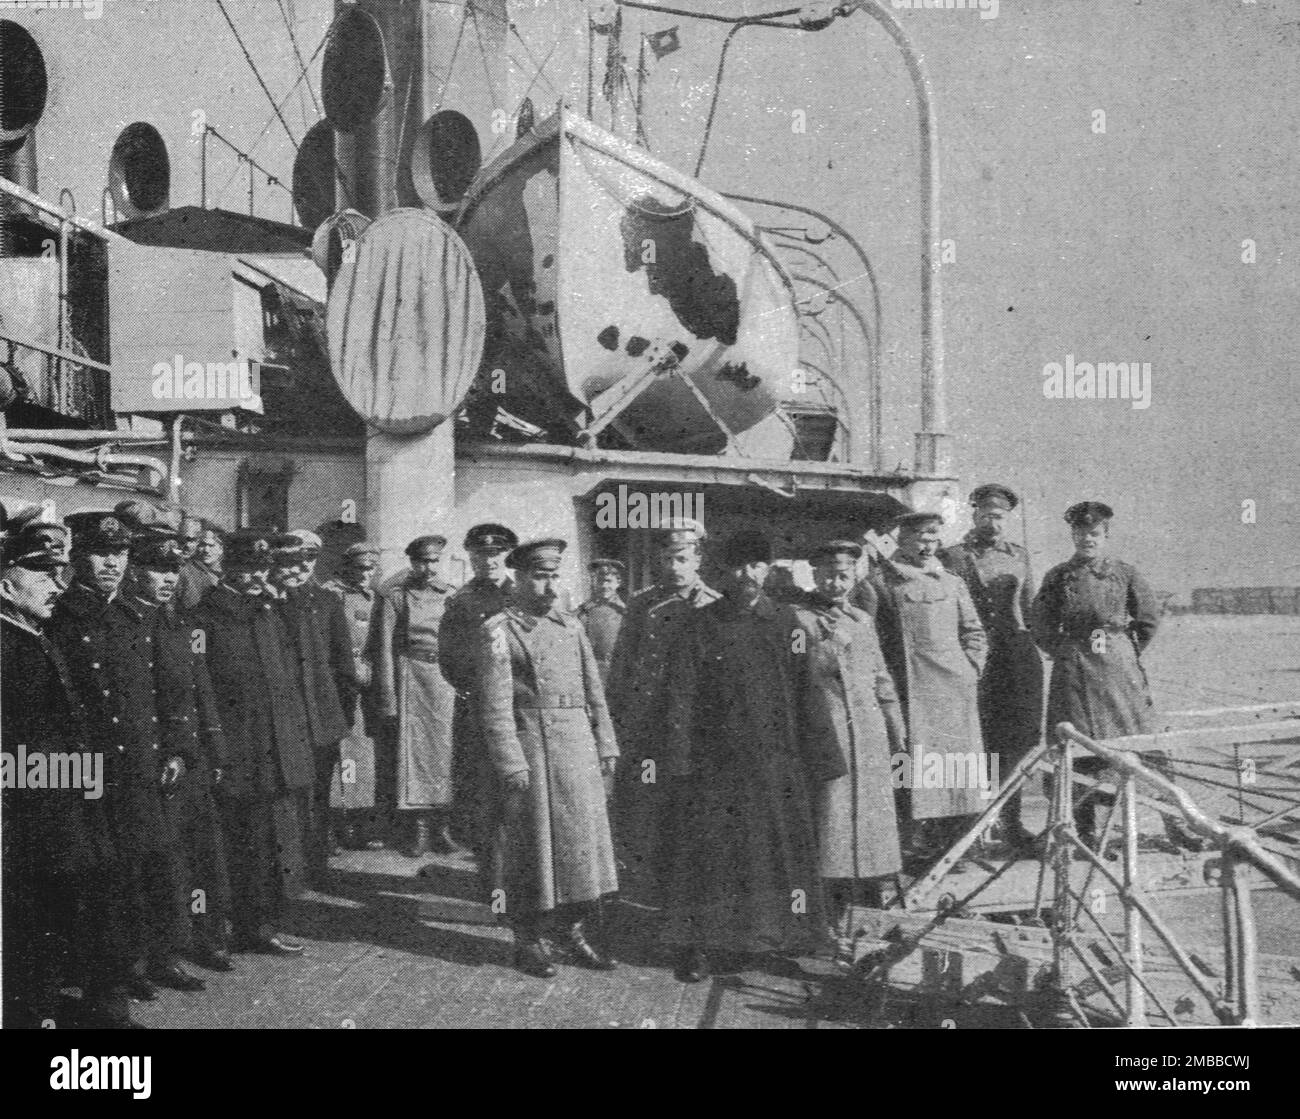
[939,484,1044,850]
[439,523,518,890]
[1,520,137,1027]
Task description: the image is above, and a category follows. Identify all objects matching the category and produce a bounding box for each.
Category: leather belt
[518,696,587,710]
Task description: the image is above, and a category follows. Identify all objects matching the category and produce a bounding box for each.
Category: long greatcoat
[605,580,719,905]
[941,534,1045,770]
[320,576,379,809]
[790,598,904,880]
[661,594,845,954]
[153,600,231,946]
[439,575,513,883]
[871,558,989,820]
[1030,555,1159,741]
[475,605,619,916]
[1,607,133,1022]
[48,587,191,956]
[280,582,353,751]
[190,584,314,925]
[378,576,458,809]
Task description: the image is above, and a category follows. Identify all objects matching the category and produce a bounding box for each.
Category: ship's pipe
[845,0,948,476]
[0,438,169,492]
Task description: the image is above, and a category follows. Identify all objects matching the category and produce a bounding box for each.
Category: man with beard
[176,519,223,611]
[114,504,228,984]
[575,559,626,684]
[1,522,137,1027]
[607,518,718,910]
[320,543,384,849]
[662,531,844,983]
[940,484,1044,852]
[48,510,200,999]
[475,539,619,978]
[271,530,356,882]
[191,530,313,955]
[790,540,905,931]
[871,510,988,869]
[439,523,517,889]
[377,535,459,858]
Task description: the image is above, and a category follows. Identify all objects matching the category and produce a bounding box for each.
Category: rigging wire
[214,0,298,150]
[212,21,334,212]
[273,0,322,118]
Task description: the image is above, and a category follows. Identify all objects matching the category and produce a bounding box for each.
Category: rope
[273,0,322,118]
[214,0,297,149]
[212,20,332,209]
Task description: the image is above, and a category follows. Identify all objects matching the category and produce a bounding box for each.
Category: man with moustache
[607,518,718,909]
[439,523,518,888]
[320,543,384,849]
[475,539,620,978]
[940,485,1044,851]
[121,514,234,974]
[662,531,844,983]
[48,510,198,999]
[789,540,905,929]
[377,534,459,858]
[871,510,988,868]
[271,530,356,881]
[575,558,627,684]
[190,529,314,955]
[1,521,137,1028]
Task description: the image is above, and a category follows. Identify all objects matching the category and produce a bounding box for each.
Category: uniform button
[92,662,101,669]
[82,635,90,643]
[151,744,158,750]
[102,689,110,697]
[152,716,159,723]
[112,717,119,724]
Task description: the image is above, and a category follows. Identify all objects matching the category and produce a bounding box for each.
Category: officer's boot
[513,916,556,978]
[566,912,616,971]
[404,812,432,858]
[428,807,458,854]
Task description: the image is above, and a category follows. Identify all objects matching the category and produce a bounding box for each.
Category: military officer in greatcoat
[661,530,843,983]
[939,484,1044,851]
[475,538,620,978]
[377,534,460,857]
[48,509,202,998]
[789,540,905,926]
[1029,502,1188,851]
[575,558,626,683]
[271,530,357,881]
[190,529,314,955]
[606,518,719,908]
[439,523,518,890]
[320,542,384,849]
[1,521,137,1027]
[176,519,223,611]
[871,509,988,868]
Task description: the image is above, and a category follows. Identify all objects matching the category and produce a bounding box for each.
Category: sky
[7,0,1298,595]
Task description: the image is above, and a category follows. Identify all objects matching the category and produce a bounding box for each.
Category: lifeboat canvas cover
[327,208,485,434]
[458,110,799,452]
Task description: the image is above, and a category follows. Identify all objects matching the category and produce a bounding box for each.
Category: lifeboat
[456,108,800,454]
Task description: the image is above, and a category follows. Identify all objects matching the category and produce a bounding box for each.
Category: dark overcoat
[2,608,133,1017]
[661,594,844,954]
[605,580,718,905]
[1030,556,1160,741]
[475,605,619,916]
[940,535,1045,771]
[280,582,353,751]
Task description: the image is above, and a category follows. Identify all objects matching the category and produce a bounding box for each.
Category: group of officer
[1,481,1175,1021]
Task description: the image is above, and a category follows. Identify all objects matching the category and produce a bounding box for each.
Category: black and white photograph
[0,0,1297,1053]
